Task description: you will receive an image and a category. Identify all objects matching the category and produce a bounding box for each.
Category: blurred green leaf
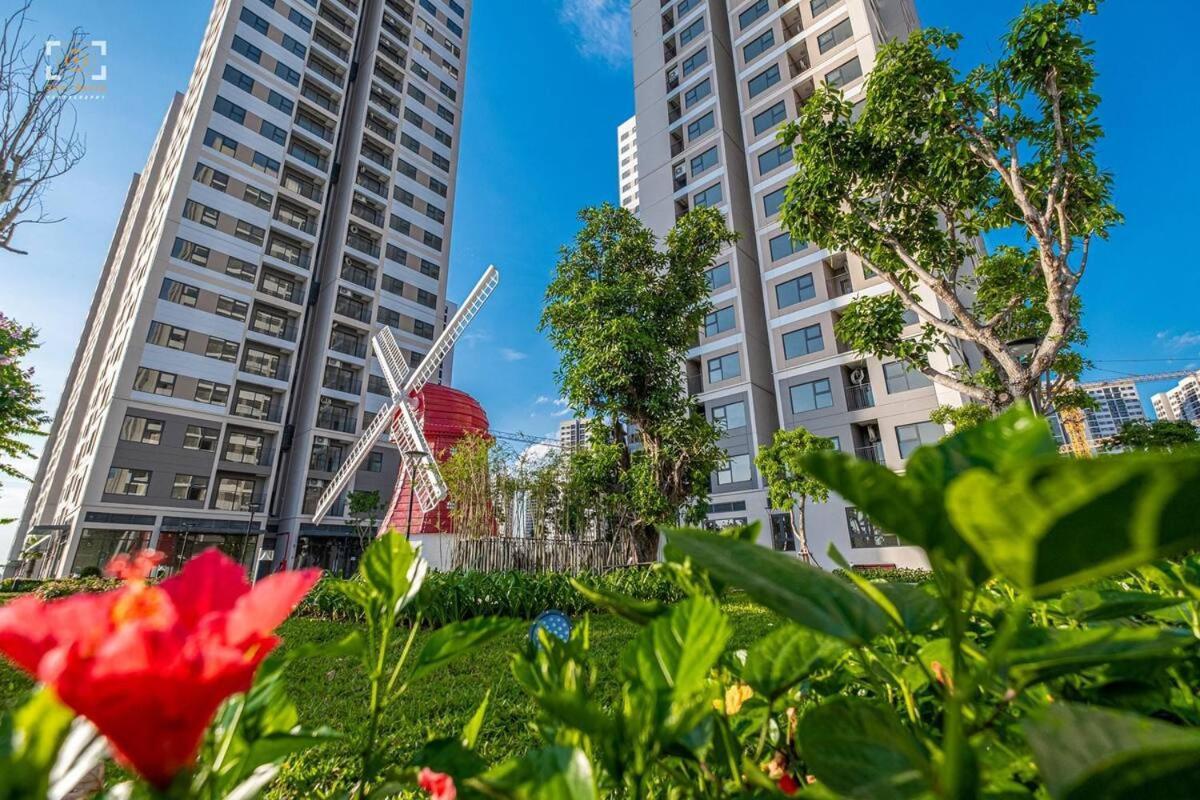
[568,577,665,625]
[624,595,729,696]
[1002,626,1193,684]
[474,746,596,799]
[360,532,427,613]
[666,528,888,645]
[411,617,523,682]
[1024,703,1200,799]
[1058,589,1184,622]
[742,625,844,701]
[0,689,75,800]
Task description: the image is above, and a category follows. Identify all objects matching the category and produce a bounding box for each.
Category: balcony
[369,87,399,117]
[300,83,339,115]
[350,199,384,228]
[334,294,372,323]
[329,328,367,358]
[355,169,388,198]
[361,144,392,170]
[306,56,344,88]
[249,311,298,343]
[273,203,316,236]
[323,367,362,396]
[845,382,875,411]
[374,68,403,93]
[240,348,289,381]
[282,170,323,202]
[345,231,381,259]
[312,30,350,62]
[855,442,884,464]
[288,140,328,171]
[316,403,358,434]
[266,236,311,270]
[341,261,376,290]
[295,111,334,143]
[364,115,396,143]
[318,7,354,36]
[258,273,304,305]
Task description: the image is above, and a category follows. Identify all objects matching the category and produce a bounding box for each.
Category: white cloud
[559,0,631,67]
[535,395,552,405]
[499,347,528,362]
[1156,330,1200,350]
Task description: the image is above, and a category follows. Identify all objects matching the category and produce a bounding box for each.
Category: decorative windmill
[311,265,500,530]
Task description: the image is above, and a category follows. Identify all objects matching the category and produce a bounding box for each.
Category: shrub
[834,566,933,584]
[0,578,42,594]
[32,577,121,600]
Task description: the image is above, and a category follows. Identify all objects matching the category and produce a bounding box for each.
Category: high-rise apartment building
[617,115,640,212]
[7,0,474,580]
[1152,371,1200,425]
[558,418,590,453]
[1079,379,1146,442]
[630,0,966,568]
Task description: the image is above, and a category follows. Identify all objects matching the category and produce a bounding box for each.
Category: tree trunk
[631,523,658,564]
[794,496,811,564]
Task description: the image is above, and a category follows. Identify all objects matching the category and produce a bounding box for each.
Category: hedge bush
[833,566,933,584]
[295,565,684,626]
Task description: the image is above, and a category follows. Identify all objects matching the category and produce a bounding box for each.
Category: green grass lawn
[0,595,778,797]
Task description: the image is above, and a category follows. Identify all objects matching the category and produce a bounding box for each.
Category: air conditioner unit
[673,164,687,179]
[667,68,679,83]
[849,367,867,385]
[349,224,361,235]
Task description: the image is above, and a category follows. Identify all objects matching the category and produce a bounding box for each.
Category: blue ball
[530,610,572,648]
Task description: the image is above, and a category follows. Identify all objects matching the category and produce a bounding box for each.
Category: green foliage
[539,204,735,556]
[0,314,47,523]
[1104,419,1200,452]
[834,567,933,585]
[755,427,835,512]
[929,403,994,432]
[30,576,121,600]
[780,1,1118,411]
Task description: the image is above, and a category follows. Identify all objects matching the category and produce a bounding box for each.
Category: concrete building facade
[629,0,967,568]
[617,115,640,212]
[7,0,474,579]
[1079,379,1146,443]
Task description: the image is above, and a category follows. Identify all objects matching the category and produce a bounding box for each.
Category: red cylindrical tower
[381,384,489,535]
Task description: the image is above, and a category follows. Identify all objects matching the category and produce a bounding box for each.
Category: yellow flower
[715,683,754,715]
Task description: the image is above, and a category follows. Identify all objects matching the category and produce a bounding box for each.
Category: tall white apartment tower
[617,115,640,212]
[1079,379,1146,443]
[7,0,474,579]
[630,0,966,568]
[1152,371,1200,425]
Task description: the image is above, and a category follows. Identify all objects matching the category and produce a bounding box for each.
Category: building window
[743,29,775,62]
[242,185,273,209]
[817,18,853,53]
[215,296,249,321]
[882,361,933,393]
[711,400,747,432]
[748,64,781,98]
[753,101,787,136]
[704,305,735,336]
[363,451,384,472]
[715,453,752,485]
[896,421,945,459]
[105,467,151,496]
[224,431,266,465]
[825,57,863,88]
[146,321,188,351]
[706,262,731,290]
[758,142,792,175]
[267,89,294,115]
[847,507,899,548]
[193,162,229,192]
[782,323,824,359]
[811,0,835,17]
[119,415,163,445]
[763,186,787,217]
[708,352,741,383]
[684,78,711,107]
[738,0,770,30]
[681,47,708,77]
[789,378,833,413]
[769,233,803,262]
[222,64,254,92]
[213,96,246,125]
[234,220,266,245]
[194,380,230,406]
[260,120,287,145]
[239,7,269,34]
[214,477,257,511]
[678,17,705,47]
[690,146,718,177]
[693,182,723,209]
[183,424,218,451]
[203,128,238,157]
[205,336,239,363]
[413,319,435,339]
[171,474,209,502]
[133,367,176,396]
[687,111,715,141]
[775,274,815,308]
[231,35,262,63]
[182,199,220,228]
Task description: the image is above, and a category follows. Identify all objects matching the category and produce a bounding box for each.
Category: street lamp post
[1006,336,1044,415]
[246,501,262,583]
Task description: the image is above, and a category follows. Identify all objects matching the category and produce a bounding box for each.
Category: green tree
[0,313,47,524]
[346,489,382,553]
[1104,419,1199,453]
[780,0,1119,414]
[755,427,835,563]
[540,204,735,559]
[440,431,495,537]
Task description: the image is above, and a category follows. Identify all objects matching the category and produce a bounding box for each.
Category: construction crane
[1057,369,1195,456]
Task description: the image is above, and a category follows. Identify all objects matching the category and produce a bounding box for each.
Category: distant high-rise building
[7,0,475,579]
[558,418,590,453]
[1152,371,1200,424]
[617,115,640,212]
[1079,379,1146,442]
[629,0,969,568]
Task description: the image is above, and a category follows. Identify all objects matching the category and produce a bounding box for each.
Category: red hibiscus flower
[418,767,457,800]
[0,548,319,789]
[778,773,800,795]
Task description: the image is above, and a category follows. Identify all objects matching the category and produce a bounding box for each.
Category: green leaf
[360,532,428,613]
[947,451,1200,595]
[474,746,596,800]
[624,595,730,695]
[1002,626,1192,684]
[462,690,490,750]
[411,617,523,682]
[798,697,932,799]
[568,577,666,625]
[0,689,75,799]
[877,583,945,635]
[666,527,889,645]
[1058,589,1184,622]
[1024,703,1200,799]
[742,625,844,700]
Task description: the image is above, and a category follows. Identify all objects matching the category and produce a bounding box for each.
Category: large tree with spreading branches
[540,204,735,559]
[779,0,1118,413]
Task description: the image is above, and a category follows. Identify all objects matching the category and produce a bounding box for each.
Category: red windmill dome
[381,384,490,535]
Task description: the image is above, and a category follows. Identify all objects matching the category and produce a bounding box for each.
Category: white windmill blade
[371,326,410,399]
[310,405,394,523]
[403,265,499,395]
[391,400,449,510]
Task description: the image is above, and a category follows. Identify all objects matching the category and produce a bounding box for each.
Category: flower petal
[161,548,249,627]
[223,568,322,644]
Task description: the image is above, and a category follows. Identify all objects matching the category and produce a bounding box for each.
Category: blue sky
[2,1,1198,551]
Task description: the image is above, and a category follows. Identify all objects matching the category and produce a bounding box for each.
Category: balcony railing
[323,372,362,395]
[329,332,367,358]
[846,383,875,411]
[334,296,372,323]
[855,442,884,464]
[316,408,357,434]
